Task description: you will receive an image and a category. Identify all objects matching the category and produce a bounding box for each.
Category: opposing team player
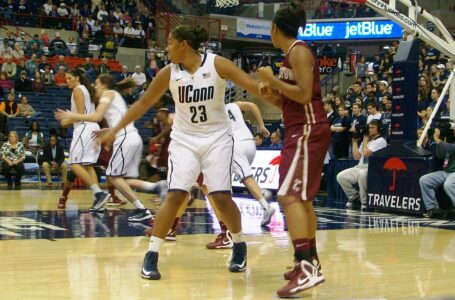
[56,75,160,221]
[258,2,331,297]
[100,25,271,280]
[58,68,110,212]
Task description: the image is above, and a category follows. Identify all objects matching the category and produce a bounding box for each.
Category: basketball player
[257,3,331,297]
[206,101,275,248]
[58,68,110,212]
[100,25,270,280]
[55,75,159,222]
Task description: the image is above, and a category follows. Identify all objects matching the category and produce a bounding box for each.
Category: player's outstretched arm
[235,101,270,137]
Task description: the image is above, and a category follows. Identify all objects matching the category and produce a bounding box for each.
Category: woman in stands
[257,2,331,297]
[56,68,109,212]
[55,75,160,222]
[1,131,25,188]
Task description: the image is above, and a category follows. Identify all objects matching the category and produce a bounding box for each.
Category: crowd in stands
[1,0,155,49]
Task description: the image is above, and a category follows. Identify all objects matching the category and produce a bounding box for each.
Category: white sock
[133,200,145,210]
[258,198,270,210]
[137,181,159,192]
[148,236,164,252]
[231,230,245,243]
[90,184,102,195]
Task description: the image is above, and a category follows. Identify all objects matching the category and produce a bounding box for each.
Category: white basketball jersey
[103,90,136,136]
[226,102,253,141]
[71,84,96,128]
[169,52,229,136]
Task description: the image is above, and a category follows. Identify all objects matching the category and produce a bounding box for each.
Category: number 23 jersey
[169,52,229,136]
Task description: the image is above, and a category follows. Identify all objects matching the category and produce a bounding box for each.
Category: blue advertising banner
[237,18,403,41]
[298,20,403,41]
[367,156,432,214]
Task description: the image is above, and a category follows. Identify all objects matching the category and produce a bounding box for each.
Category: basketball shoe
[128,209,153,222]
[89,192,110,212]
[107,195,127,206]
[206,231,233,249]
[141,251,161,280]
[277,260,325,298]
[283,257,321,280]
[229,242,247,272]
[165,229,177,241]
[261,206,276,226]
[57,196,67,209]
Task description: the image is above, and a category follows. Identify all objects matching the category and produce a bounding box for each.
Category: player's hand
[54,109,74,121]
[259,81,279,102]
[93,128,115,151]
[149,136,159,145]
[259,126,270,138]
[257,67,274,83]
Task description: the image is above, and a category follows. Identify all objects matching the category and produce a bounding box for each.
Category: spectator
[17,95,38,117]
[348,82,363,105]
[25,54,39,77]
[41,65,54,86]
[15,32,28,50]
[4,31,16,48]
[420,127,455,217]
[269,130,282,149]
[337,119,387,210]
[356,55,368,82]
[431,64,448,89]
[57,3,69,17]
[0,92,19,118]
[40,29,50,47]
[23,121,44,153]
[1,56,17,79]
[54,66,68,87]
[323,98,337,125]
[67,36,78,56]
[254,133,264,148]
[49,32,70,56]
[12,43,25,59]
[27,34,44,51]
[1,131,26,188]
[0,40,13,58]
[54,55,69,73]
[32,71,46,93]
[131,65,146,87]
[97,3,108,21]
[120,65,130,80]
[0,72,15,94]
[38,55,52,72]
[98,57,111,74]
[43,0,53,15]
[381,96,392,139]
[77,32,90,57]
[26,42,44,58]
[366,101,382,124]
[14,70,32,92]
[331,105,350,158]
[41,134,67,187]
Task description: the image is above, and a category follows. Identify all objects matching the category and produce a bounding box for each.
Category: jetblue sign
[298,20,403,41]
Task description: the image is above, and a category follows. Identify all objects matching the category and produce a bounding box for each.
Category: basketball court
[1,188,455,299]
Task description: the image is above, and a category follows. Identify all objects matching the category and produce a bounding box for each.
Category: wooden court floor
[1,187,455,299]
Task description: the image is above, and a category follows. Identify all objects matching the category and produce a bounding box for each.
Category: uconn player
[56,75,158,221]
[58,68,109,212]
[101,25,269,280]
[258,3,331,298]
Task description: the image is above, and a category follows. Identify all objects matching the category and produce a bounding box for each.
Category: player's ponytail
[273,1,307,37]
[97,74,137,92]
[172,25,209,51]
[68,68,97,106]
[115,77,137,92]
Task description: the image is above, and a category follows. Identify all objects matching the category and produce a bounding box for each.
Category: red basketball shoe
[206,231,233,249]
[277,260,325,298]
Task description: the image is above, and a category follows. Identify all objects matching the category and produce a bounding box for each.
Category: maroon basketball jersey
[279,40,327,128]
[153,108,171,145]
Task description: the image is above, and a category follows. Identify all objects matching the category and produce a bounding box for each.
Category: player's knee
[278,196,301,210]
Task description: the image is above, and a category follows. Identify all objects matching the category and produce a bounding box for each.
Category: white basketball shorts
[232,138,256,182]
[69,123,101,165]
[106,130,143,177]
[168,127,233,194]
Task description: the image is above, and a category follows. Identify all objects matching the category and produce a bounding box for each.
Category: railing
[320,67,341,97]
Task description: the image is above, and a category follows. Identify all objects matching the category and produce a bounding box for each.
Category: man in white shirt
[336,119,387,210]
[131,65,146,87]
